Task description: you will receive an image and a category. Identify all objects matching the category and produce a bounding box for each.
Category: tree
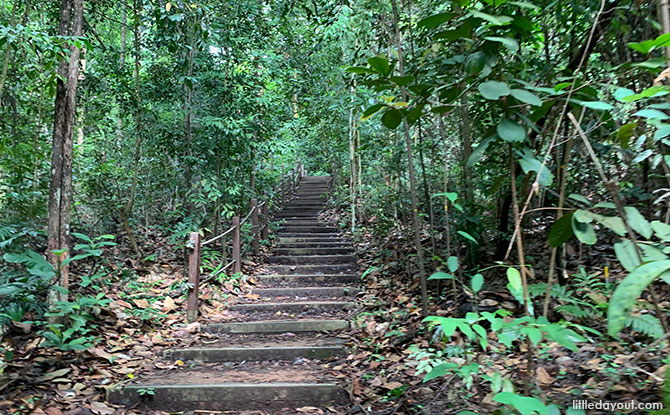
[47,0,84,303]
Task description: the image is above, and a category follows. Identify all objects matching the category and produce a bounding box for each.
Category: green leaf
[368,55,390,76]
[478,81,511,100]
[580,101,614,111]
[651,220,670,241]
[608,260,670,337]
[628,39,655,54]
[614,240,641,272]
[624,206,652,239]
[417,12,455,29]
[571,215,597,245]
[361,104,384,120]
[484,36,519,52]
[390,75,414,86]
[524,327,542,346]
[447,256,459,272]
[633,109,670,120]
[469,10,513,26]
[471,274,484,293]
[346,66,376,74]
[457,230,478,244]
[493,392,548,415]
[472,323,488,348]
[617,123,637,148]
[568,194,591,205]
[510,89,542,106]
[633,149,653,163]
[542,325,585,351]
[506,267,523,302]
[381,108,402,129]
[599,216,627,236]
[517,149,553,186]
[423,362,456,381]
[655,124,670,140]
[613,88,636,102]
[623,86,670,102]
[547,212,574,247]
[497,119,526,142]
[464,51,487,75]
[428,272,455,280]
[466,136,494,167]
[631,57,668,68]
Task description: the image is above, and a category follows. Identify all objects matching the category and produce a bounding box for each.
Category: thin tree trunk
[348,83,357,232]
[47,0,84,303]
[391,0,428,316]
[0,0,18,100]
[543,135,574,317]
[417,119,436,259]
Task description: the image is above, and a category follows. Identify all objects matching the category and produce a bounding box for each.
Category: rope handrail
[240,205,256,225]
[198,260,236,286]
[201,225,235,246]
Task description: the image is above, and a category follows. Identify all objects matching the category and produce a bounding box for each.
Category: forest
[2,0,670,414]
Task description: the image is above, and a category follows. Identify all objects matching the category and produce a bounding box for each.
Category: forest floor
[2,209,669,414]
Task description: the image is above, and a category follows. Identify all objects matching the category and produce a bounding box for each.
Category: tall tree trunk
[183,15,196,214]
[120,0,143,258]
[390,0,428,316]
[47,0,84,303]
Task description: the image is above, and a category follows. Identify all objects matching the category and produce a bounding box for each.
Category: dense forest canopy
[3,0,670,413]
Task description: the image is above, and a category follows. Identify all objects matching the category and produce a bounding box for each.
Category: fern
[557,304,594,319]
[0,224,15,241]
[627,314,664,339]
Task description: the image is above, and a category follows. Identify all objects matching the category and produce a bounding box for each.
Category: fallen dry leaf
[536,367,554,385]
[89,401,114,415]
[163,296,177,311]
[383,381,404,390]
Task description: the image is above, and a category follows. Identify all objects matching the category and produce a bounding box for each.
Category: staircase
[109,176,357,412]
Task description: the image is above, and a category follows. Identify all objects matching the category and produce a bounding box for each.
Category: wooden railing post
[261,200,269,240]
[187,231,201,323]
[232,216,241,274]
[221,234,227,275]
[251,198,259,255]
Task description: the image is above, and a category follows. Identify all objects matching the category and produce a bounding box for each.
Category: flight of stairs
[109,176,357,412]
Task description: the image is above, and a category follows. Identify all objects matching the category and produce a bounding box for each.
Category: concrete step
[276,233,342,238]
[203,319,349,334]
[278,226,339,233]
[283,206,326,211]
[164,345,346,362]
[267,255,356,265]
[275,220,328,226]
[264,264,357,274]
[274,215,322,220]
[231,301,355,314]
[278,210,324,215]
[108,371,347,411]
[277,237,349,244]
[301,176,330,182]
[257,274,359,286]
[274,247,354,255]
[277,237,353,248]
[253,286,357,298]
[284,202,326,206]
